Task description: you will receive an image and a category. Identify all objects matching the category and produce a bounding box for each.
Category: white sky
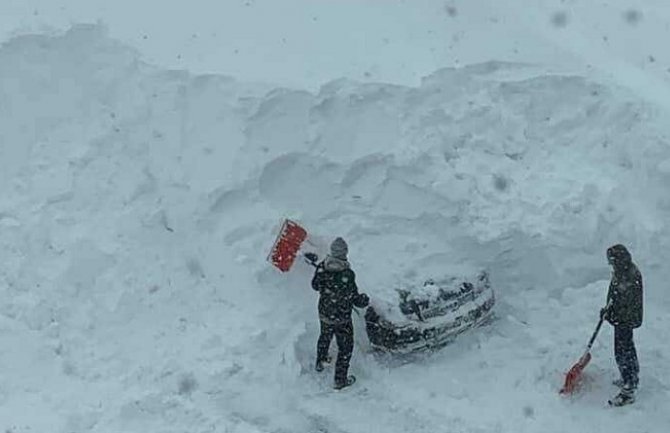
[1,0,669,94]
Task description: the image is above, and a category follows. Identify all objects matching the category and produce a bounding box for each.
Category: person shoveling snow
[602,244,643,407]
[310,237,370,390]
[560,244,643,407]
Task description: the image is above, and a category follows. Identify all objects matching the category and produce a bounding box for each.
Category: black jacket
[312,257,368,325]
[606,256,643,329]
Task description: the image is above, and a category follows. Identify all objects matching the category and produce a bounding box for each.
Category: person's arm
[635,272,643,292]
[311,262,325,292]
[349,270,369,308]
[601,279,616,319]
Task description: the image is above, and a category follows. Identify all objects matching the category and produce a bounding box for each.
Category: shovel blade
[268,219,308,272]
[559,352,592,394]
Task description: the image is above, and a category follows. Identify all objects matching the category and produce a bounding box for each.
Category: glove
[304,252,319,265]
[354,293,370,308]
[600,306,610,320]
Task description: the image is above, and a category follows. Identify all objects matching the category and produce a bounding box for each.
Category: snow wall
[1,25,670,433]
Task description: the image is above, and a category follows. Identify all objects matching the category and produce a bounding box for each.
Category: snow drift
[1,25,670,432]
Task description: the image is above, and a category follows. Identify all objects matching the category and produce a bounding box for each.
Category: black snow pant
[317,320,354,385]
[614,326,639,390]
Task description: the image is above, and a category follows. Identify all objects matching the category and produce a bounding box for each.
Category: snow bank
[1,25,669,432]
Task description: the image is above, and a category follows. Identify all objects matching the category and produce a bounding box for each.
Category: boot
[333,375,356,390]
[608,386,635,407]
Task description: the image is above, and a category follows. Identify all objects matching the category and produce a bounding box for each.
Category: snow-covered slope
[1,23,670,433]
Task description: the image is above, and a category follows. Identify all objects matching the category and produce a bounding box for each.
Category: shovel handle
[584,301,611,353]
[584,316,605,354]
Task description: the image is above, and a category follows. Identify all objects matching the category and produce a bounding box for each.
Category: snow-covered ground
[1,2,670,433]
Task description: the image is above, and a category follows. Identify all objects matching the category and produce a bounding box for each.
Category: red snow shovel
[559,315,605,394]
[268,219,308,272]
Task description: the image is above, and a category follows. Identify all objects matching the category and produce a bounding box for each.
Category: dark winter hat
[330,237,348,260]
[607,244,632,266]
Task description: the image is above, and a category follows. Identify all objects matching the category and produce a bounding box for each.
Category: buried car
[364,270,495,353]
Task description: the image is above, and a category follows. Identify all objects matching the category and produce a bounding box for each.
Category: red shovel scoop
[268,219,308,272]
[559,316,605,394]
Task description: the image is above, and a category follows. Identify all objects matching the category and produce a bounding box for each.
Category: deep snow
[1,6,670,433]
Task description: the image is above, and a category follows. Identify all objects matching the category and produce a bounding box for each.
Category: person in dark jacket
[600,244,643,406]
[311,237,369,389]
